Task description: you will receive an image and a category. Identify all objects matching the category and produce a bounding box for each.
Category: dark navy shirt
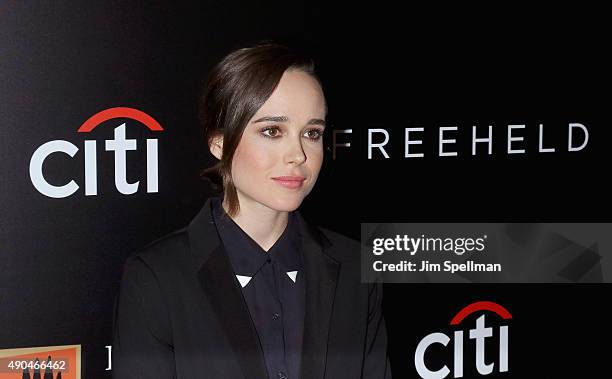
[211,197,305,379]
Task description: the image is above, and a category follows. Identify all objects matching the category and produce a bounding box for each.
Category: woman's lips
[271,176,305,189]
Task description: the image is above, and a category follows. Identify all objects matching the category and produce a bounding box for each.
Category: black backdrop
[2,2,610,378]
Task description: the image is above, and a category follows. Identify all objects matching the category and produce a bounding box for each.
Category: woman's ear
[209,134,224,160]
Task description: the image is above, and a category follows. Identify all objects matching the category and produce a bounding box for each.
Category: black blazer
[111,197,392,379]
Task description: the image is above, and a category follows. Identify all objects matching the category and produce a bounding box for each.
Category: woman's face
[230,69,326,213]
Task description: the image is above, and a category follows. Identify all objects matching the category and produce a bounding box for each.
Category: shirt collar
[211,196,302,278]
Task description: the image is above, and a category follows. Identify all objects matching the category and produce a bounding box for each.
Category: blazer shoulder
[129,227,190,269]
[317,226,362,264]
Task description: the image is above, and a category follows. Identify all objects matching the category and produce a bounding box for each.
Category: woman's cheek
[306,145,324,171]
[233,138,275,177]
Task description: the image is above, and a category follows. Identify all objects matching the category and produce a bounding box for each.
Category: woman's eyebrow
[308,118,326,127]
[253,115,288,123]
[252,115,326,126]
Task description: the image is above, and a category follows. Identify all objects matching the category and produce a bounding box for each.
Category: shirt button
[277,371,287,379]
[272,312,280,320]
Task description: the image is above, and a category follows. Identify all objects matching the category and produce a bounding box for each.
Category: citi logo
[29,107,163,198]
[415,301,512,379]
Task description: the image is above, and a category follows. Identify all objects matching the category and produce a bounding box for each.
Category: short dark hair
[198,40,324,217]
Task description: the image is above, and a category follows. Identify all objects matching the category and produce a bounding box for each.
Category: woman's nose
[285,137,307,165]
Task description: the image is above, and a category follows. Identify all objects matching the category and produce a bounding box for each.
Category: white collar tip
[236,275,252,288]
[286,270,298,283]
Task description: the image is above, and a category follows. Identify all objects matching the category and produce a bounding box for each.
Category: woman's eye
[261,127,281,138]
[304,129,323,140]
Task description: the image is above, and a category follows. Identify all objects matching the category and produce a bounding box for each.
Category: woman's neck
[222,194,289,252]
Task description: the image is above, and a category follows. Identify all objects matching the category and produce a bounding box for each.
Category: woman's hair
[198,40,323,217]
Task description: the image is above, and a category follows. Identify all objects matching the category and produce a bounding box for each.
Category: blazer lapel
[188,198,268,379]
[199,246,268,379]
[296,212,341,379]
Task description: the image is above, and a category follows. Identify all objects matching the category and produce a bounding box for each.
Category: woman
[112,41,391,379]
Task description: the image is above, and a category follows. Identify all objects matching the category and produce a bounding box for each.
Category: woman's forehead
[253,72,326,122]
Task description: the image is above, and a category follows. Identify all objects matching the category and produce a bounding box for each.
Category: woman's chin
[266,197,304,212]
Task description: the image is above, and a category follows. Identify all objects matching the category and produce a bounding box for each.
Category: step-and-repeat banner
[2,2,610,378]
